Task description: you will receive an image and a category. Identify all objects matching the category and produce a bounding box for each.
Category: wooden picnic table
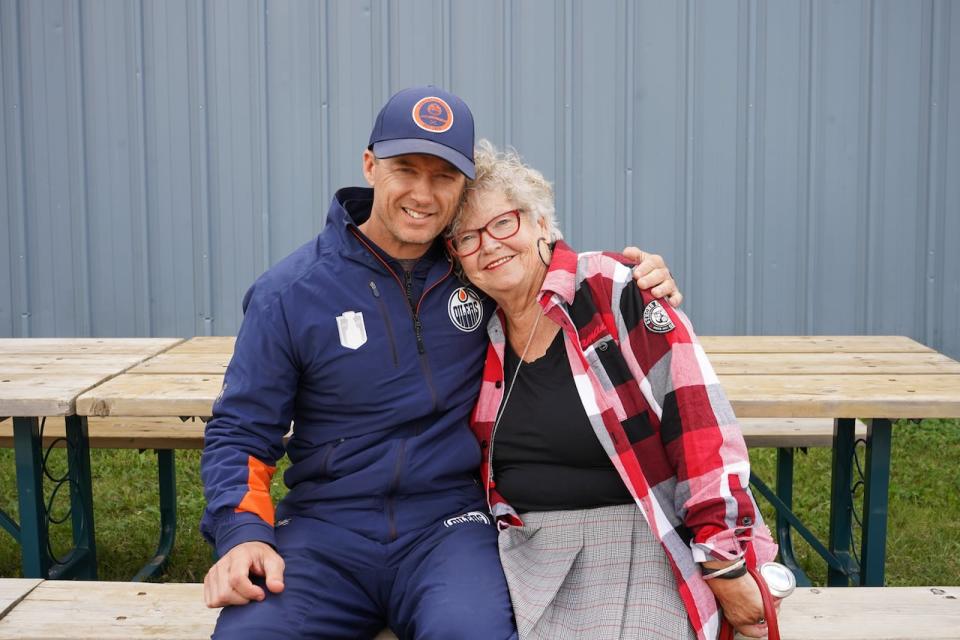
[71,334,960,587]
[0,338,183,580]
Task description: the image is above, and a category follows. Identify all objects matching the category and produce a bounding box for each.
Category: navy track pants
[212,509,517,639]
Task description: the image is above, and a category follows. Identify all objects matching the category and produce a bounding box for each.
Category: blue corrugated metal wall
[1,0,958,358]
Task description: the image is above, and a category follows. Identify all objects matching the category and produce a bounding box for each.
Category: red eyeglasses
[447,210,522,257]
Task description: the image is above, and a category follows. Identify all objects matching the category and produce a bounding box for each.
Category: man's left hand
[622,246,682,308]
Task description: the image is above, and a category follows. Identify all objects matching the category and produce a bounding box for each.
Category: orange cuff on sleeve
[235,456,277,526]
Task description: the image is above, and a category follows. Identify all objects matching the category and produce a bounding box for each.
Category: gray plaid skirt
[498,503,697,640]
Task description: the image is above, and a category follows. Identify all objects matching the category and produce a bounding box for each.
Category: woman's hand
[621,246,683,307]
[705,572,780,638]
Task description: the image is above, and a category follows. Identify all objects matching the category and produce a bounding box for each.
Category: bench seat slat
[1,417,864,451]
[1,581,958,640]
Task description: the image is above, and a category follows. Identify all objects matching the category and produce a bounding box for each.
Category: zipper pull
[369,281,380,298]
[403,270,417,308]
[414,315,425,354]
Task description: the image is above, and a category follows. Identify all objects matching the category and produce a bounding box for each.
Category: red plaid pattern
[471,241,778,640]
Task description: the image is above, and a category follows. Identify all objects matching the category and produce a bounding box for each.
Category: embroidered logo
[336,311,368,349]
[443,511,491,528]
[448,287,483,332]
[642,300,675,334]
[412,96,454,133]
[276,518,291,528]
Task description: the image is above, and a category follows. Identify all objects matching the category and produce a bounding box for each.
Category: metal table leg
[860,418,892,586]
[58,415,98,579]
[132,449,177,581]
[772,447,812,586]
[752,471,842,585]
[827,417,858,586]
[12,417,50,577]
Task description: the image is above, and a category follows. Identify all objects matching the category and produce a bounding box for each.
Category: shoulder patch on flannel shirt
[642,300,675,334]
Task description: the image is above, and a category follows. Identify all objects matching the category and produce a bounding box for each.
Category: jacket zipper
[414,262,453,412]
[386,439,407,541]
[403,270,427,355]
[349,228,453,535]
[369,282,399,366]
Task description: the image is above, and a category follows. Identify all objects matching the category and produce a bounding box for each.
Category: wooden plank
[0,416,853,451]
[114,346,960,377]
[710,352,960,375]
[75,371,960,420]
[165,337,236,355]
[2,582,957,640]
[0,417,207,450]
[0,579,42,621]
[76,375,223,417]
[722,374,960,418]
[127,353,230,375]
[0,581,219,639]
[0,339,185,416]
[155,335,931,356]
[0,581,399,640]
[0,374,118,416]
[779,586,960,640]
[699,335,934,354]
[0,354,149,375]
[0,338,182,356]
[738,418,867,448]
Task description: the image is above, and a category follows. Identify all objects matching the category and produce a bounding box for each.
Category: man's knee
[393,521,517,639]
[212,595,303,639]
[411,599,516,640]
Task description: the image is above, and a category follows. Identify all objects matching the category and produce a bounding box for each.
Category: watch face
[760,562,797,598]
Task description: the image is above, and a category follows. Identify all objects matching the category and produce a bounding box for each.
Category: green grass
[1,419,958,585]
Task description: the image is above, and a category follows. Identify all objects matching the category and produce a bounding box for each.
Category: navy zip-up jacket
[200,187,494,556]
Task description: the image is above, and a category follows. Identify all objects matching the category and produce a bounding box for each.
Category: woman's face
[454,188,549,300]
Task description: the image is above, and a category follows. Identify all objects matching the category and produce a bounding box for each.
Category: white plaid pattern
[499,504,697,640]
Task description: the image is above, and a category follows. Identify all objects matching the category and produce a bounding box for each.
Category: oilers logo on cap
[448,287,483,332]
[412,96,454,133]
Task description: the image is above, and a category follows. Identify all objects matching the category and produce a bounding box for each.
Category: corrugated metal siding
[1,0,958,358]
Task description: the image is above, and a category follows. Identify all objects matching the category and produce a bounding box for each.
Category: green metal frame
[13,417,50,577]
[132,449,178,582]
[751,416,893,588]
[12,416,98,579]
[860,419,892,585]
[0,508,19,542]
[9,415,179,581]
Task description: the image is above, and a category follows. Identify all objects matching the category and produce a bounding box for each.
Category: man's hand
[621,246,683,308]
[203,541,285,608]
[705,570,781,638]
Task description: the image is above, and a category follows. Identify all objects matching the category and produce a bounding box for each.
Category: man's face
[360,150,467,260]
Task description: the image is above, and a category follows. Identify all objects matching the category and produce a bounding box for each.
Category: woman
[447,141,778,640]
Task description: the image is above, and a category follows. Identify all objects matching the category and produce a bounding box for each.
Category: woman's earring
[537,237,552,267]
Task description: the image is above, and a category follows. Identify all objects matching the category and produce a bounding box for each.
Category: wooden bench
[1,416,862,584]
[0,416,863,450]
[0,416,206,450]
[0,580,957,639]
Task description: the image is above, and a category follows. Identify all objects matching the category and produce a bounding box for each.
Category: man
[201,86,681,639]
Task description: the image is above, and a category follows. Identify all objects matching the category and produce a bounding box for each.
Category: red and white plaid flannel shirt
[470,241,778,640]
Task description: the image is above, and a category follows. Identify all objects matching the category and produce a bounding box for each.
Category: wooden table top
[0,579,41,621]
[0,339,183,416]
[74,335,960,420]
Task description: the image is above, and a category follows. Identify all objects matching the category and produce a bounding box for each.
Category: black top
[492,330,634,513]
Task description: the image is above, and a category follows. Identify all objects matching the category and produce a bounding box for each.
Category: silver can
[759,562,796,599]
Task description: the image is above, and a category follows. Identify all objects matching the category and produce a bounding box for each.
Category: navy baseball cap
[368,86,475,179]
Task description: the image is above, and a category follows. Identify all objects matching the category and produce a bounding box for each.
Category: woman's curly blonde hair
[449,139,563,242]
